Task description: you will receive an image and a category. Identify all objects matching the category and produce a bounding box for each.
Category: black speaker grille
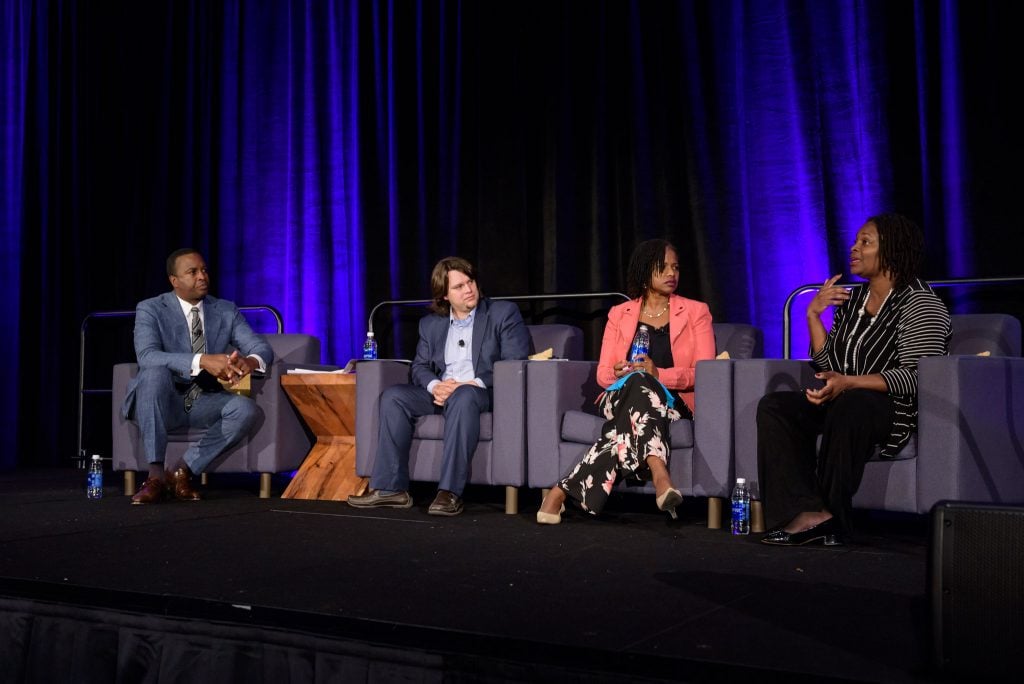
[934,504,1024,676]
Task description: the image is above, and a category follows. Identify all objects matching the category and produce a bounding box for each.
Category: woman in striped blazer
[757,213,951,545]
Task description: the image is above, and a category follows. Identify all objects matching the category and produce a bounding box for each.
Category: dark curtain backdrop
[2,0,1021,468]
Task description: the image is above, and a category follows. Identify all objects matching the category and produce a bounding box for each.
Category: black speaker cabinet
[930,501,1024,677]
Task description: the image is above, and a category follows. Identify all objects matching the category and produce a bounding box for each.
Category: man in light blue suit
[122,248,273,504]
[348,256,530,516]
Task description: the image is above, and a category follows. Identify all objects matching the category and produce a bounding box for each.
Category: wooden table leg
[281,437,368,501]
[280,374,368,501]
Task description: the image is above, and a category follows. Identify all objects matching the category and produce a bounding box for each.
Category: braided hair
[625,239,676,300]
[868,213,924,290]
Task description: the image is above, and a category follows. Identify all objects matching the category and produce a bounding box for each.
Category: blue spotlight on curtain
[212,0,367,362]
[1,1,29,469]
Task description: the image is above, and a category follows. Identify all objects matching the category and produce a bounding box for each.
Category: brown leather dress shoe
[131,477,166,505]
[427,490,464,516]
[165,467,202,501]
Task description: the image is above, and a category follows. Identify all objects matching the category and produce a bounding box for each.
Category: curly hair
[867,213,924,289]
[429,256,479,315]
[625,239,676,299]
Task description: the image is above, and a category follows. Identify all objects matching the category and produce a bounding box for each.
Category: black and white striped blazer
[812,278,951,457]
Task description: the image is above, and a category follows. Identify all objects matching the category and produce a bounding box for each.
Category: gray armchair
[354,324,585,514]
[111,334,321,498]
[710,313,1023,528]
[525,323,764,519]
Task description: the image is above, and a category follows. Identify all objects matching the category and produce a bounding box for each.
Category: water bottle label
[87,472,103,498]
[629,326,649,360]
[731,501,749,534]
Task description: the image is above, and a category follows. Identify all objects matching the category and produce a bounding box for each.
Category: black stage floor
[0,467,951,683]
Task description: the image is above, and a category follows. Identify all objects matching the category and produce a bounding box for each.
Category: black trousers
[756,389,893,533]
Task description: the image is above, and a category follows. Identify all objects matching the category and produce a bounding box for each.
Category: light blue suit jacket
[121,292,274,417]
[410,298,530,394]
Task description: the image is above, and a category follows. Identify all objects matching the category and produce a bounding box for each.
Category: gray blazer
[410,298,530,394]
[121,292,273,417]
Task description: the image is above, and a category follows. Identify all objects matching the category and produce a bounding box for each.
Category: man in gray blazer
[122,248,274,504]
[348,256,530,516]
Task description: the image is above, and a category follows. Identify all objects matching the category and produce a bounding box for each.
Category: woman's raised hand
[807,274,850,318]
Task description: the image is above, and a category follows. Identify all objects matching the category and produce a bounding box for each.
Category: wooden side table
[279,373,368,501]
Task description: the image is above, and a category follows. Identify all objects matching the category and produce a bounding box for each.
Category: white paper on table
[286,367,347,375]
[286,358,413,375]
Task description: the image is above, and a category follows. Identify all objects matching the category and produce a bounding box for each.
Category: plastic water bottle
[87,454,103,499]
[362,331,378,360]
[629,324,650,364]
[731,477,750,535]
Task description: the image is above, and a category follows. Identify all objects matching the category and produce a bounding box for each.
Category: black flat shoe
[760,518,844,546]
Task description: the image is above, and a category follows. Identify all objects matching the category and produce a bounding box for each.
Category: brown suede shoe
[165,467,202,501]
[131,477,166,505]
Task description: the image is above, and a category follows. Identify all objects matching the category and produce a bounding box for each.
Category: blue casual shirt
[426,307,485,393]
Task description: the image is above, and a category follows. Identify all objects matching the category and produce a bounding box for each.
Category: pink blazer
[596,294,716,413]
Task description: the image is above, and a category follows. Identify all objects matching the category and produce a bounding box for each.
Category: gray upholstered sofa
[354,324,585,514]
[704,313,1023,528]
[525,323,764,521]
[111,333,321,498]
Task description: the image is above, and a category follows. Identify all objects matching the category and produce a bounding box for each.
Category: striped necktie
[184,306,206,412]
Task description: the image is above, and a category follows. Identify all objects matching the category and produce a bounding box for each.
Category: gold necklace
[642,303,669,318]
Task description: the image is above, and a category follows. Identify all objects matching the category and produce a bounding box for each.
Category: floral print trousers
[558,372,688,515]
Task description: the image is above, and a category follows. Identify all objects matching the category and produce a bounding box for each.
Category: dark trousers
[131,366,260,473]
[370,383,490,496]
[756,389,893,533]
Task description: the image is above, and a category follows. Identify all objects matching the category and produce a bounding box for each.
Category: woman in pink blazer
[537,239,716,524]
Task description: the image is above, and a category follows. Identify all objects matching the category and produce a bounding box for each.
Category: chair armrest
[111,363,138,413]
[111,363,140,471]
[492,360,528,484]
[916,355,1024,509]
[265,333,321,364]
[244,360,323,473]
[355,361,412,476]
[731,359,815,498]
[526,360,600,487]
[693,359,735,497]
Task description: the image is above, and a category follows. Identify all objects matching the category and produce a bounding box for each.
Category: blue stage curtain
[2,0,31,470]
[2,0,1020,467]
